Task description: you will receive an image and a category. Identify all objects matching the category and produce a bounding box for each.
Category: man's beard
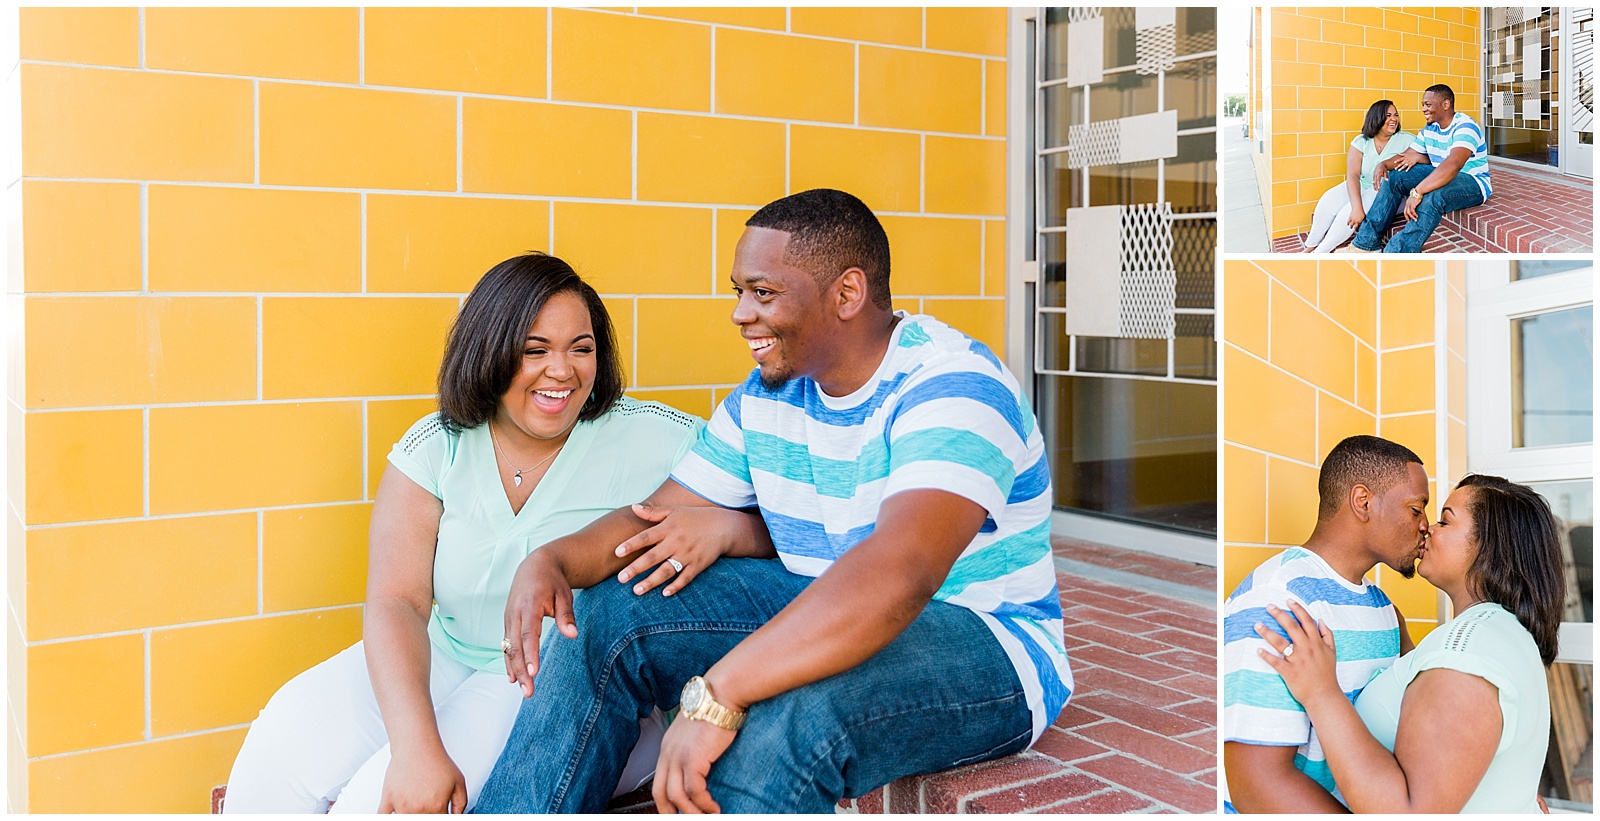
[758,367,793,391]
[1385,557,1418,579]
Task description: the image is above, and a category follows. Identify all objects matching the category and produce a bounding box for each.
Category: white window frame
[1464,260,1594,664]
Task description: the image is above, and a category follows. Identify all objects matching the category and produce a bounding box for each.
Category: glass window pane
[1042,84,1085,149]
[1169,56,1217,132]
[1174,220,1217,309]
[1174,315,1217,380]
[1035,374,1216,534]
[1168,132,1218,213]
[1513,306,1594,447]
[1076,336,1168,376]
[1541,662,1593,811]
[1512,260,1592,280]
[1526,480,1593,624]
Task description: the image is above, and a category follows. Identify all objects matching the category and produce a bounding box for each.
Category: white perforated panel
[1067,120,1120,169]
[1117,203,1176,339]
[1134,7,1177,76]
[1066,7,1102,23]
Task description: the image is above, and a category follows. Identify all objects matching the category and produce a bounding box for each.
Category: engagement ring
[668,558,684,574]
[502,638,513,655]
[1283,643,1295,658]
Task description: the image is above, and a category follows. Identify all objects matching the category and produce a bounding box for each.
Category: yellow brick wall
[1223,259,1459,649]
[1266,7,1482,238]
[8,7,1008,812]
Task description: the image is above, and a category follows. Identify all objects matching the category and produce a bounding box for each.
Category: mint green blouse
[1351,603,1549,813]
[1351,131,1416,190]
[387,398,703,673]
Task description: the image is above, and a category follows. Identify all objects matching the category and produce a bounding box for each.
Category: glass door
[1030,7,1217,536]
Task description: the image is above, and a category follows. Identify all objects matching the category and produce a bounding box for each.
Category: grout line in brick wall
[27,601,364,648]
[783,123,790,194]
[920,8,926,49]
[27,500,377,532]
[708,26,716,114]
[455,96,463,193]
[138,8,145,69]
[257,511,265,614]
[547,199,555,254]
[630,110,638,201]
[631,299,639,388]
[27,722,258,762]
[18,59,998,144]
[709,207,720,294]
[17,179,1005,219]
[357,8,365,85]
[143,630,152,739]
[852,44,860,126]
[546,7,553,100]
[255,297,263,399]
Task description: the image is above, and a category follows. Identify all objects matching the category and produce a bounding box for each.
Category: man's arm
[1403,146,1473,220]
[502,478,757,695]
[1224,742,1350,814]
[1373,147,1431,187]
[653,487,988,812]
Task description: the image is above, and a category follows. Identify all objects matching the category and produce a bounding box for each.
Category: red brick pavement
[1270,160,1594,254]
[606,536,1220,814]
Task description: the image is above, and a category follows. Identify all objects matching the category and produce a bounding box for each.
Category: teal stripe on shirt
[1223,669,1305,712]
[937,520,1053,598]
[889,427,1017,493]
[743,430,891,499]
[692,429,752,484]
[1293,753,1337,792]
[1329,628,1400,661]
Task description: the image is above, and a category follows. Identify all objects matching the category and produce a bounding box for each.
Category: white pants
[1304,183,1379,253]
[223,641,664,813]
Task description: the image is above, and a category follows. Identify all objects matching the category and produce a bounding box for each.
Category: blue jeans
[1351,165,1486,253]
[473,558,1033,813]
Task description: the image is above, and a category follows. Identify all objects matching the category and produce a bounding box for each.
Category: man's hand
[1402,190,1422,221]
[652,717,737,813]
[378,743,468,814]
[502,549,576,697]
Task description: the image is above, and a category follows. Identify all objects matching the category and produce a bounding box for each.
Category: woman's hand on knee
[503,550,574,697]
[1346,206,1365,229]
[378,745,467,814]
[614,504,742,597]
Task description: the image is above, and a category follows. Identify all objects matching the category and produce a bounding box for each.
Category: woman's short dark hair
[436,253,624,432]
[1456,474,1567,665]
[1361,99,1397,140]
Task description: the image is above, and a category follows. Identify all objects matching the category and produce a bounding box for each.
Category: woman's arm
[1344,145,1367,227]
[363,464,465,814]
[1258,602,1501,813]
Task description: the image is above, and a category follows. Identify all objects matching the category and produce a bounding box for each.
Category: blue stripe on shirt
[760,507,875,561]
[1284,576,1393,609]
[891,371,1028,441]
[999,615,1072,721]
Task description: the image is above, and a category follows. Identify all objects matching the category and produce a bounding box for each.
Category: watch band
[682,676,747,732]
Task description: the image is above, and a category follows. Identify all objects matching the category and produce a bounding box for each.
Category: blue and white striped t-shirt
[1415,111,1491,199]
[670,313,1071,741]
[1221,548,1400,813]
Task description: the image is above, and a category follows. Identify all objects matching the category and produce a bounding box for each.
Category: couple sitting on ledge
[1302,84,1491,254]
[220,188,1071,813]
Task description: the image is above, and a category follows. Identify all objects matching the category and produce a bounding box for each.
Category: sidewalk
[1222,116,1271,254]
[609,535,1219,814]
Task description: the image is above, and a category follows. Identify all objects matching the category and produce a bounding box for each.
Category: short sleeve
[1350,134,1367,151]
[669,383,756,508]
[387,413,452,498]
[1400,647,1519,755]
[880,358,1029,518]
[1222,581,1312,746]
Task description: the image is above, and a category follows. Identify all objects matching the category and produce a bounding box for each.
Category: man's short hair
[746,188,892,310]
[1424,83,1455,107]
[1317,435,1424,519]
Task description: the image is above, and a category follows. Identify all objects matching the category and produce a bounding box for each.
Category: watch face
[682,677,707,712]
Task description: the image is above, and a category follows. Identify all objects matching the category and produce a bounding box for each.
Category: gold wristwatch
[680,675,747,731]
[1408,189,1423,200]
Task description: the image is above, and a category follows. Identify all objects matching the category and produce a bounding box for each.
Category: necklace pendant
[513,472,523,487]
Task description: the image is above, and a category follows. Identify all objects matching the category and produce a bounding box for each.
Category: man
[1339,84,1491,253]
[474,189,1069,813]
[1222,435,1429,813]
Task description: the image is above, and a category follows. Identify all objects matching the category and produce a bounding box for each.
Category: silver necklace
[489,423,563,488]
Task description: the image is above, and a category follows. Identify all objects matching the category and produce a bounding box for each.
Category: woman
[225,254,760,813]
[1302,100,1416,253]
[1257,474,1565,813]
